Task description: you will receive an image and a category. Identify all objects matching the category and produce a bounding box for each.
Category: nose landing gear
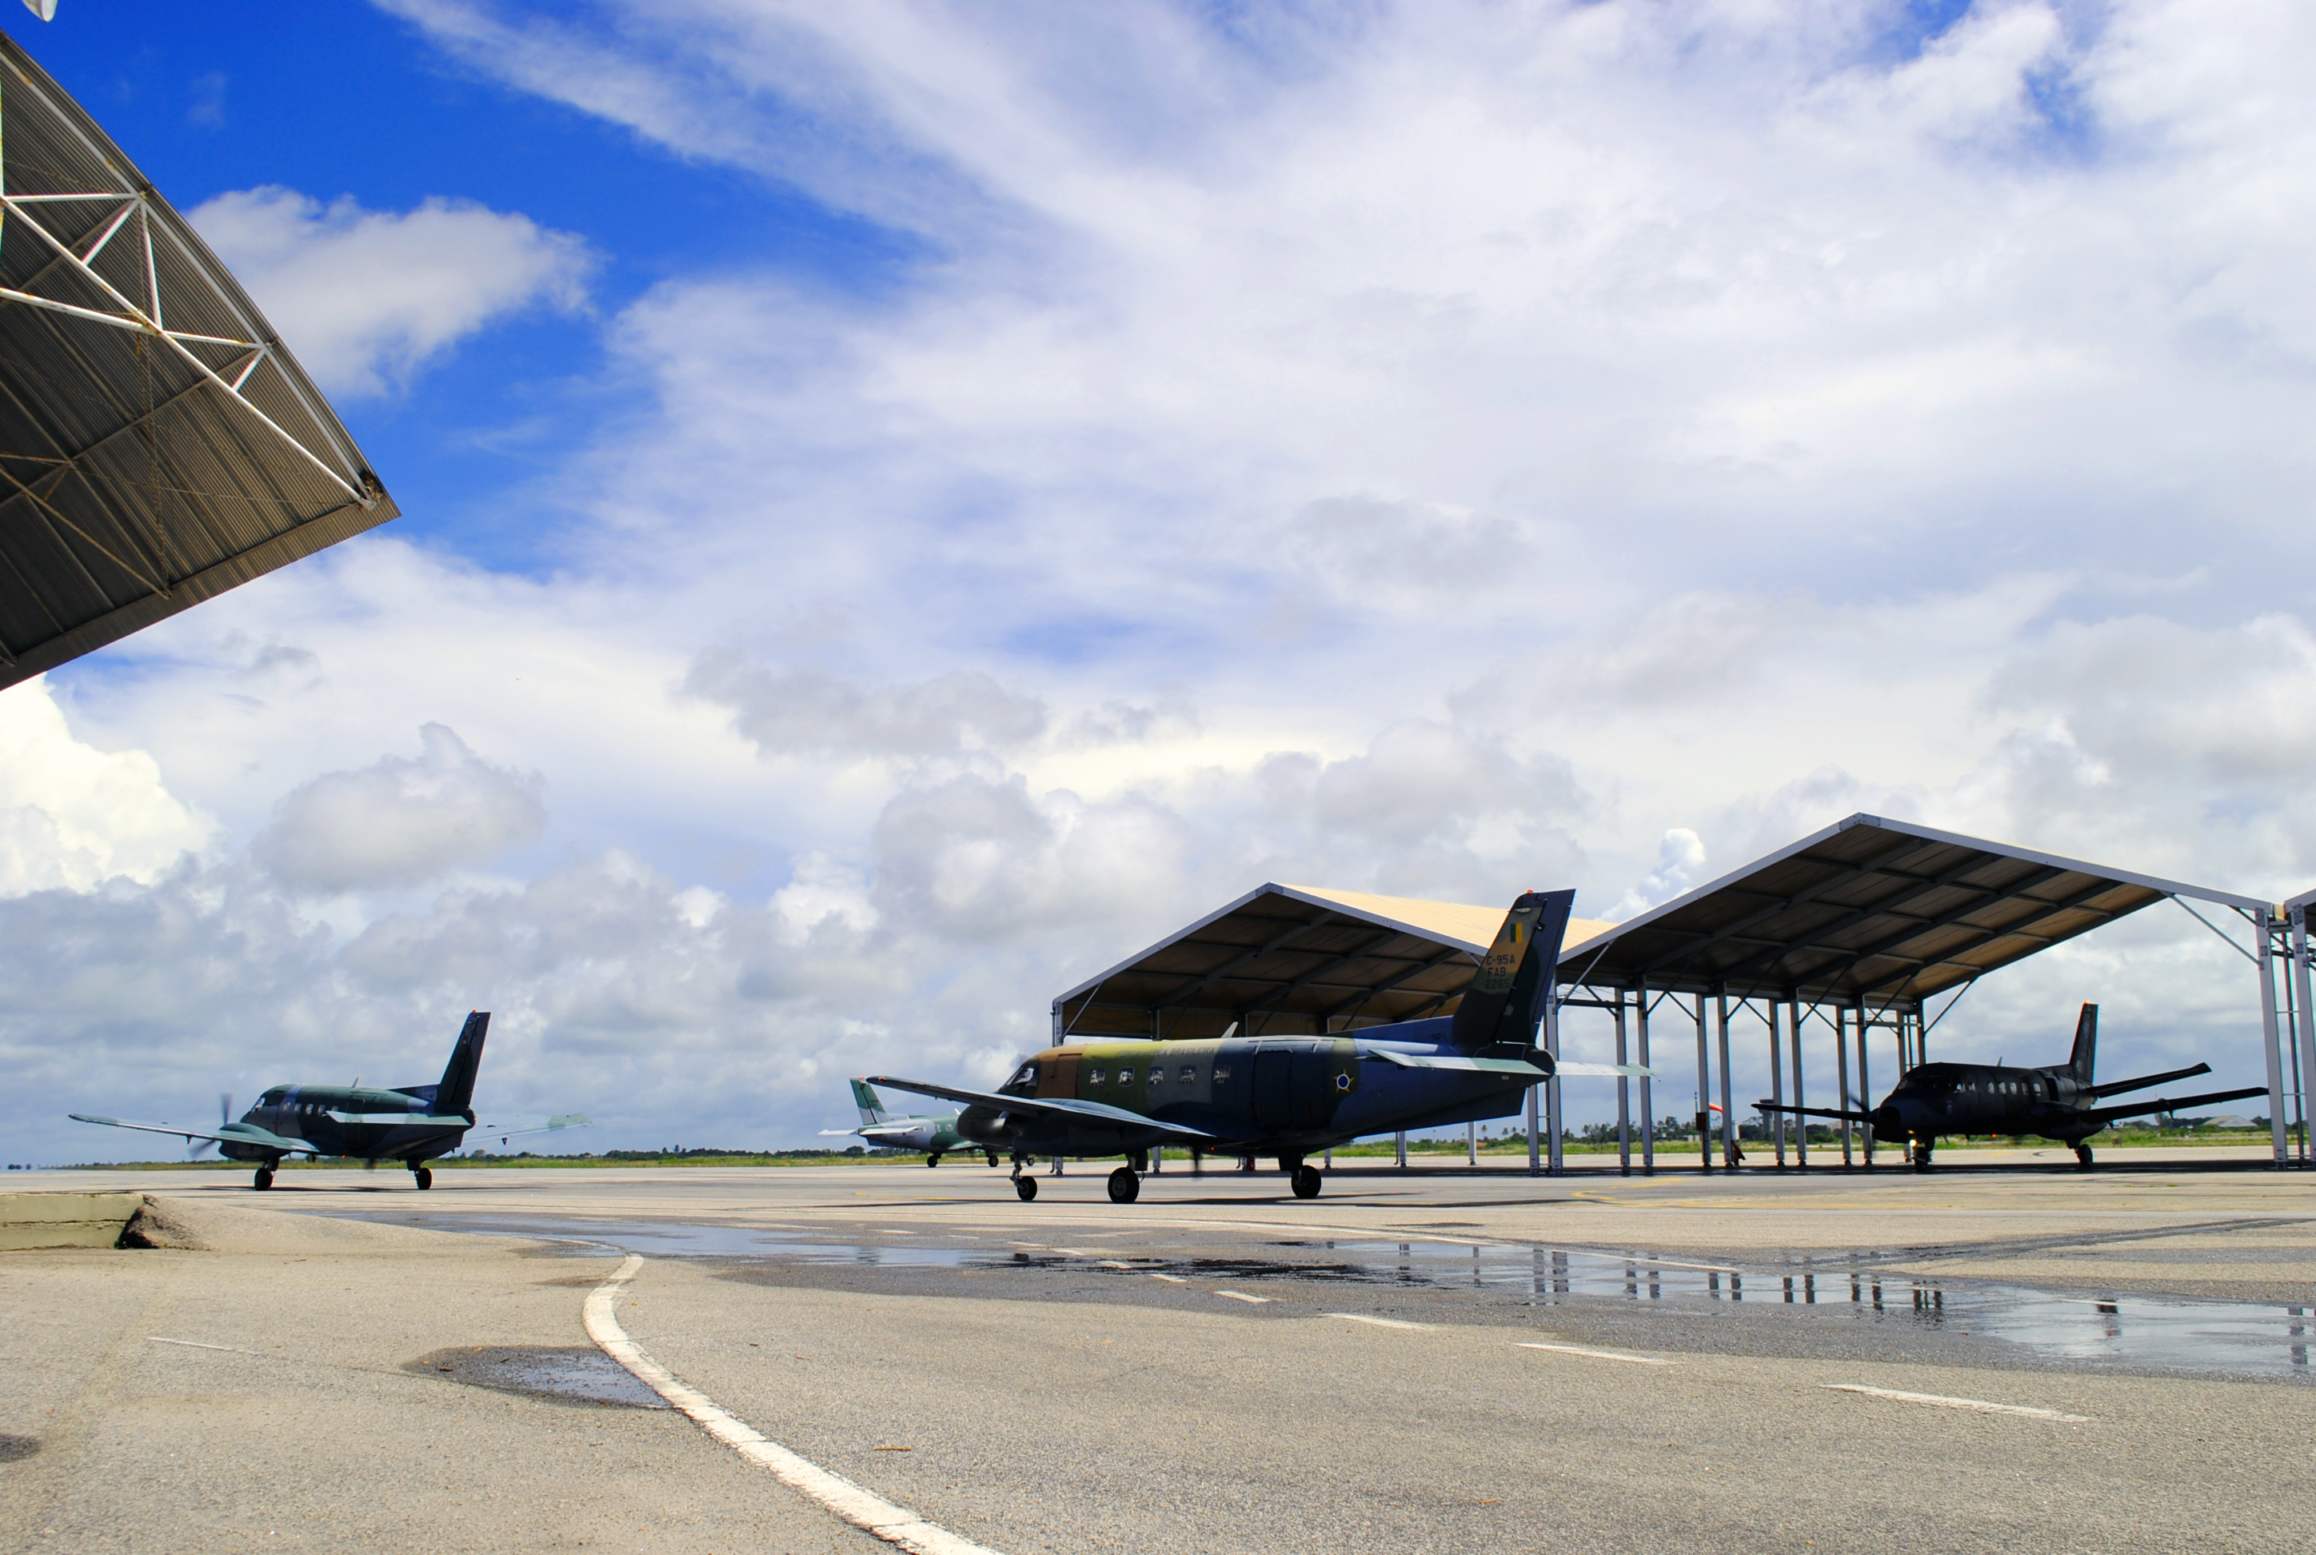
[412,1164,434,1190]
[1106,1166,1141,1204]
[1010,1157,1038,1201]
[2074,1143,2095,1170]
[1289,1162,1322,1199]
[253,1165,274,1191]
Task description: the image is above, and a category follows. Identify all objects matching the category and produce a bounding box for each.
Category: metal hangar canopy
[1562,813,2265,1005]
[1052,881,1620,1041]
[0,34,395,690]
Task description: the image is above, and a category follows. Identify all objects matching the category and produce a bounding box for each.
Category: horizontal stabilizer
[1555,1061,1663,1080]
[864,1075,1216,1143]
[1367,1050,1549,1078]
[2079,1085,2268,1130]
[2086,1062,2212,1100]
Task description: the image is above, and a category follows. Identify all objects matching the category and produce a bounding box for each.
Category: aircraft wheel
[1911,1146,1933,1172]
[254,1167,274,1191]
[1015,1175,1039,1202]
[926,1155,940,1168]
[413,1166,433,1190]
[1107,1167,1141,1204]
[1291,1165,1322,1199]
[2074,1144,2095,1170]
[986,1151,999,1168]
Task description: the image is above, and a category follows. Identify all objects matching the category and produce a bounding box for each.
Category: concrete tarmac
[7,1159,2314,1553]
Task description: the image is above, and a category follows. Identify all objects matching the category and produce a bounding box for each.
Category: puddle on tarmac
[409,1345,667,1409]
[0,1434,39,1463]
[355,1213,2316,1382]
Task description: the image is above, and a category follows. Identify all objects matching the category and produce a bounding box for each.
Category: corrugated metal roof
[1051,881,1613,1041]
[0,33,395,689]
[1559,814,2262,1004]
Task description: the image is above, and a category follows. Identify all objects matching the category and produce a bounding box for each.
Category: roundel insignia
[1334,1071,1351,1091]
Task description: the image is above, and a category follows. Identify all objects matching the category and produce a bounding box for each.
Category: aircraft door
[1251,1048,1295,1132]
[1043,1053,1081,1099]
[1288,1047,1334,1129]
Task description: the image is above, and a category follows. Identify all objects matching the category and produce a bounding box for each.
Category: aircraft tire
[414,1166,433,1190]
[254,1167,274,1191]
[2074,1144,2095,1170]
[1107,1167,1141,1204]
[1290,1165,1322,1199]
[1912,1146,1933,1172]
[1015,1175,1039,1202]
[986,1151,999,1168]
[926,1155,940,1168]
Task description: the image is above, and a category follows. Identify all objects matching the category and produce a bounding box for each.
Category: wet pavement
[349,1209,2316,1384]
[408,1344,670,1409]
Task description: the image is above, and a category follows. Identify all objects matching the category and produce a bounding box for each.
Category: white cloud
[0,680,208,896]
[188,186,591,396]
[253,723,546,892]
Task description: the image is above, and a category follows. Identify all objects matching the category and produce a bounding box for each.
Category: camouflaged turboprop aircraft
[1757,1003,2266,1171]
[870,889,1583,1203]
[67,1012,542,1190]
[819,1079,999,1168]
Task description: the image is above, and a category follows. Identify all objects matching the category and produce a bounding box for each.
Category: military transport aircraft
[870,889,1599,1204]
[69,1011,520,1190]
[820,1079,998,1168]
[1757,1003,2265,1170]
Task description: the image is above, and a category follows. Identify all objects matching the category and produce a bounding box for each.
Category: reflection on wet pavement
[358,1213,2316,1382]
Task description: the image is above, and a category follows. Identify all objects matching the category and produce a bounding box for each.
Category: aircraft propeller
[188,1093,231,1159]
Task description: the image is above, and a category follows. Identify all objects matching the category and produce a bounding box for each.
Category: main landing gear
[1911,1140,1935,1173]
[412,1164,434,1190]
[926,1154,942,1168]
[1010,1157,1038,1201]
[2074,1143,2095,1170]
[985,1150,1000,1168]
[1288,1160,1322,1199]
[253,1165,275,1191]
[1107,1166,1141,1204]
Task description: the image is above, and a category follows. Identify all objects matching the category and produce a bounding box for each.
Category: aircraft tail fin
[432,1011,488,1116]
[850,1079,892,1126]
[2068,1003,2098,1084]
[1448,890,1576,1054]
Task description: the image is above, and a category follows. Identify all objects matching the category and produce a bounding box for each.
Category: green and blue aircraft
[871,889,1585,1203]
[819,1079,1000,1168]
[67,1012,570,1190]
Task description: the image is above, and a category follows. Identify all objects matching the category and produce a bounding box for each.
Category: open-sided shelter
[0,34,395,690]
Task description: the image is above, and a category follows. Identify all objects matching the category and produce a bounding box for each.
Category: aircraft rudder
[436,1010,489,1115]
[1449,888,1577,1053]
[2069,1003,2098,1082]
[850,1078,890,1125]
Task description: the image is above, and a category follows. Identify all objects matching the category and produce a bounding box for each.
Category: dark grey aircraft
[69,1012,526,1189]
[1758,1004,2264,1170]
[870,889,1598,1203]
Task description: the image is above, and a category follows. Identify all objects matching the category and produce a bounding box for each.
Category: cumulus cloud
[188,186,591,396]
[686,652,1048,761]
[254,724,546,892]
[0,681,209,896]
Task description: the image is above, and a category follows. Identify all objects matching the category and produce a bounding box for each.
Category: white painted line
[147,1336,258,1355]
[585,1255,1006,1555]
[1213,1289,1271,1304]
[1326,1313,1426,1330]
[1050,1246,1097,1257]
[1147,1272,1188,1284]
[1820,1384,2090,1422]
[1095,1259,1137,1269]
[1516,1341,1671,1367]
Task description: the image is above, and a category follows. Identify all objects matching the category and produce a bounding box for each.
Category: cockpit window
[1005,1063,1038,1094]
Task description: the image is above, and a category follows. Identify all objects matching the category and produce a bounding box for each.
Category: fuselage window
[1147,1067,1165,1086]
[1118,1067,1136,1085]
[1179,1065,1197,1083]
[1088,1069,1106,1087]
[1213,1066,1232,1083]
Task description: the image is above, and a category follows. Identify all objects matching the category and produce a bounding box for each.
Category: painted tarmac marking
[585,1254,1006,1555]
[1213,1290,1271,1304]
[1326,1313,1426,1331]
[1147,1272,1188,1284]
[146,1336,258,1355]
[1095,1259,1138,1270]
[1516,1341,1671,1367]
[1820,1384,2090,1422]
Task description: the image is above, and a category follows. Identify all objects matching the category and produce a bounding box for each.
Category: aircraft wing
[66,1114,321,1156]
[1555,1061,1662,1079]
[2077,1085,2269,1129]
[1755,1101,1877,1124]
[862,1076,1218,1142]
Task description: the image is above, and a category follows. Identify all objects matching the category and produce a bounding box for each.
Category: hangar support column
[1715,988,1737,1167]
[1788,992,1807,1168]
[1693,995,1712,1171]
[1614,995,1632,1176]
[1833,1003,1852,1166]
[1545,988,1565,1177]
[1767,999,1786,1168]
[1635,980,1656,1175]
[1853,993,1874,1169]
[2293,907,2316,1167]
[2258,911,2289,1166]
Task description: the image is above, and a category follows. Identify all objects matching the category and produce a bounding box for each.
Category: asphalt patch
[408,1345,668,1410]
[0,1433,38,1463]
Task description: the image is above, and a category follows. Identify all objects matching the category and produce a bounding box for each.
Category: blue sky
[4,1,2314,1162]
